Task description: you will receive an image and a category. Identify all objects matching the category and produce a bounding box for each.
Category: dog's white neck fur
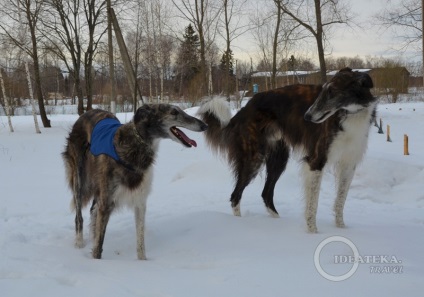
[342,103,366,114]
[327,101,376,166]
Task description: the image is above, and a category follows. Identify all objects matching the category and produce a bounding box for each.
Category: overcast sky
[230,0,416,65]
[331,0,394,58]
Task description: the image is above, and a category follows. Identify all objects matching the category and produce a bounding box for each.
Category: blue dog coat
[90,118,123,161]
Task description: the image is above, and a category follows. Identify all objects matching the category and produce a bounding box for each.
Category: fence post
[404,134,409,155]
[378,118,384,134]
[387,125,392,142]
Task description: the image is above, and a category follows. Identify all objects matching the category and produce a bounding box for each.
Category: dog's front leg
[303,164,323,233]
[334,162,356,228]
[134,203,147,260]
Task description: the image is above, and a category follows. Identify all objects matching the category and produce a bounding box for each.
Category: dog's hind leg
[74,156,85,248]
[230,155,263,216]
[89,198,98,240]
[92,198,114,259]
[74,193,84,248]
[334,162,356,228]
[302,163,323,233]
[134,203,147,260]
[262,141,289,218]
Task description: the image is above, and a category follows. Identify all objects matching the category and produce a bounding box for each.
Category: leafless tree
[219,0,250,98]
[325,55,365,70]
[0,69,13,132]
[375,0,423,85]
[84,0,107,111]
[42,0,107,115]
[172,0,221,96]
[42,0,85,115]
[376,0,422,52]
[0,0,51,127]
[251,1,301,89]
[275,0,353,83]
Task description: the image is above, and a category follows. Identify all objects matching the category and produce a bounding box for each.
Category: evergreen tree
[175,24,200,92]
[220,49,234,75]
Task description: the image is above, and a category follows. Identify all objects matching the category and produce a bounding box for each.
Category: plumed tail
[197,98,232,156]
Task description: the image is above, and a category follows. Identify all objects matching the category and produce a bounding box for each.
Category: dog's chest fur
[111,141,159,209]
[112,166,154,208]
[327,103,376,165]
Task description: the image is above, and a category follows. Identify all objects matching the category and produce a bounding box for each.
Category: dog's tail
[197,98,232,156]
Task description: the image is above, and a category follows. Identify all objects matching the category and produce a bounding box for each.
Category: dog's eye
[171,109,179,116]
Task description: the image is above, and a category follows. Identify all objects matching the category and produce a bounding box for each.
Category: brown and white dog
[197,68,376,232]
[62,104,207,259]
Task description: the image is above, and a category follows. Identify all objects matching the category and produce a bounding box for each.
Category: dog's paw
[335,216,346,228]
[75,235,85,248]
[137,252,147,260]
[232,205,241,217]
[336,221,346,228]
[92,246,103,259]
[266,208,280,218]
[307,224,318,234]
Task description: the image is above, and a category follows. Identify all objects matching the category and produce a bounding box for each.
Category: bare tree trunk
[149,63,153,103]
[271,1,282,89]
[0,70,14,132]
[25,61,41,134]
[223,0,231,99]
[208,63,213,95]
[84,0,107,112]
[235,59,239,102]
[133,4,142,113]
[25,0,50,127]
[422,0,424,88]
[160,67,164,102]
[314,0,327,83]
[107,0,116,113]
[110,8,143,107]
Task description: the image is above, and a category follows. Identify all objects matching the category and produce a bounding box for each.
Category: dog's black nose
[304,113,312,122]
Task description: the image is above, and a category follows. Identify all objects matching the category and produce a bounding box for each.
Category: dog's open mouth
[170,127,197,147]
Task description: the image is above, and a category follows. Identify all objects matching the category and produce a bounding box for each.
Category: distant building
[251,71,320,93]
[250,68,410,95]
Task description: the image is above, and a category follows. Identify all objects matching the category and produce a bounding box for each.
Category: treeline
[0,0,421,127]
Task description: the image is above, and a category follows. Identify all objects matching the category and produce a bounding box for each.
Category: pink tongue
[177,128,197,147]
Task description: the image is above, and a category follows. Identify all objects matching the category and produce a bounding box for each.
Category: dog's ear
[339,67,352,73]
[355,72,374,88]
[134,105,152,123]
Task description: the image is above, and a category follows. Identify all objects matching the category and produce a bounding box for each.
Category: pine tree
[220,49,234,75]
[175,24,200,93]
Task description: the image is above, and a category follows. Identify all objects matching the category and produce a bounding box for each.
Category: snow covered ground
[1,101,423,297]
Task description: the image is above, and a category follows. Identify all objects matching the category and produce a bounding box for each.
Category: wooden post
[387,125,392,142]
[378,118,384,134]
[404,134,409,155]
